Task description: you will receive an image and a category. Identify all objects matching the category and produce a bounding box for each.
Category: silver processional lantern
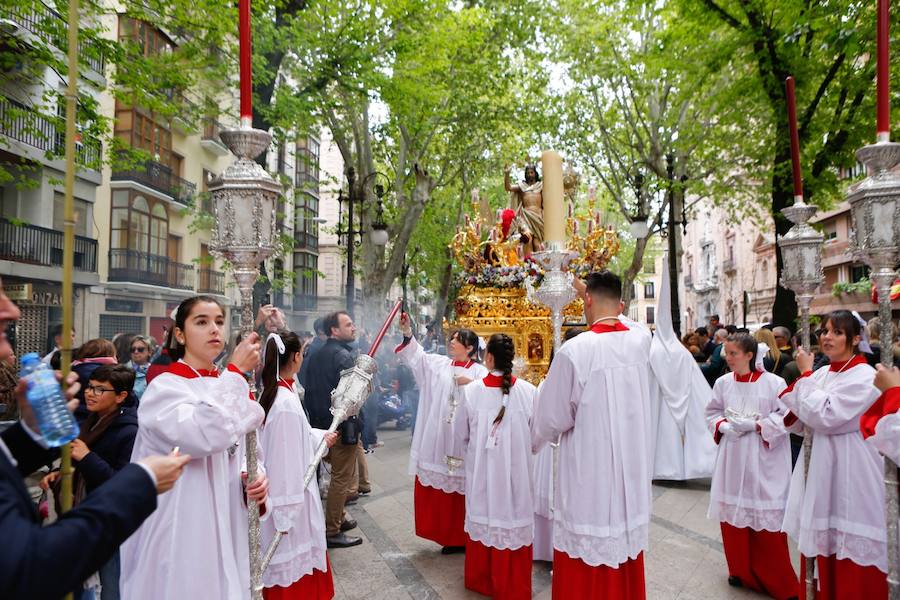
[208,126,279,599]
[776,195,823,600]
[847,138,900,599]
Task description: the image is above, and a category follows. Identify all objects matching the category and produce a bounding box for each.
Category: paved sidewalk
[327,428,799,599]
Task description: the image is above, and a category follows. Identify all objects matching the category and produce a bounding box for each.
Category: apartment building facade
[2,6,325,350]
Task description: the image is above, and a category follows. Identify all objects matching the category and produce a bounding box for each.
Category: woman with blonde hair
[753,329,783,376]
[126,335,157,401]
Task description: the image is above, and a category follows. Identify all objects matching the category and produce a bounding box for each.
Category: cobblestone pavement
[327,428,800,599]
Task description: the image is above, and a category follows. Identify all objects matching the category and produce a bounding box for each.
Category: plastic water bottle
[19,353,79,447]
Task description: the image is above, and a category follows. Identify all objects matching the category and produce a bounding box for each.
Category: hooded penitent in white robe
[454,373,537,550]
[396,336,488,493]
[706,370,790,530]
[259,379,329,589]
[532,318,653,569]
[780,355,886,572]
[649,254,717,480]
[120,361,267,600]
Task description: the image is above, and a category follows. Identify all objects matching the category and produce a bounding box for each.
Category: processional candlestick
[208,0,279,596]
[849,2,900,596]
[777,75,825,600]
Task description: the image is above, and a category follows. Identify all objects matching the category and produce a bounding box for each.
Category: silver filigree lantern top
[777,200,824,296]
[208,128,280,281]
[847,141,900,271]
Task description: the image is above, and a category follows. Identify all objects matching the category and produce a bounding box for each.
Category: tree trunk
[622,236,650,312]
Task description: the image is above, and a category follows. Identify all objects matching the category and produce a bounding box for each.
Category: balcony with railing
[0,218,97,272]
[293,294,318,312]
[0,96,101,166]
[197,267,225,295]
[111,157,196,205]
[108,249,194,290]
[201,118,228,155]
[9,1,105,73]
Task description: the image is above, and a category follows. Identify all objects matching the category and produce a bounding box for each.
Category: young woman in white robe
[706,335,797,599]
[453,333,536,600]
[396,312,488,552]
[257,331,338,600]
[780,310,886,599]
[120,296,270,600]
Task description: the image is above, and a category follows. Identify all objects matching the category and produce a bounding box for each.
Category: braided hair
[486,333,515,425]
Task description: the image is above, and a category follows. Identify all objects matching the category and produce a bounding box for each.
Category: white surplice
[259,380,328,589]
[649,256,717,480]
[780,357,886,572]
[870,410,900,465]
[706,371,791,530]
[396,336,488,493]
[532,381,556,562]
[120,362,267,600]
[532,318,654,568]
[454,373,536,550]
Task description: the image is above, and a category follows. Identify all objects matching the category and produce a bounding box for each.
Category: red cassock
[799,554,887,600]
[414,476,468,547]
[720,523,798,599]
[465,539,532,600]
[552,550,645,600]
[263,557,334,600]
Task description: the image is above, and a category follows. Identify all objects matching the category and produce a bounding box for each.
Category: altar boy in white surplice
[120,296,270,600]
[533,270,653,600]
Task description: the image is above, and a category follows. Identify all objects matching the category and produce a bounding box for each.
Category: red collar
[483,373,516,388]
[734,370,763,383]
[828,354,868,372]
[452,360,475,368]
[168,360,219,379]
[277,378,295,391]
[590,321,629,334]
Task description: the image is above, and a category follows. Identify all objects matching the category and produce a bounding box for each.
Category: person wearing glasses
[41,364,140,599]
[126,335,156,401]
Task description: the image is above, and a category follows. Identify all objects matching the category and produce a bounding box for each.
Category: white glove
[718,422,746,440]
[729,416,758,433]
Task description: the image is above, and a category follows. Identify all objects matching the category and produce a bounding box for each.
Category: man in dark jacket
[304,310,363,548]
[0,275,188,599]
[298,317,327,389]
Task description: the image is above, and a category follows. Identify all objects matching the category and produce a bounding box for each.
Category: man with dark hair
[304,310,363,548]
[298,317,327,388]
[695,327,714,359]
[708,314,721,332]
[42,324,75,369]
[533,270,654,598]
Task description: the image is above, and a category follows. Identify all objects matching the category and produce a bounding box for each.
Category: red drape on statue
[262,556,334,600]
[720,523,798,599]
[414,477,467,547]
[464,538,532,600]
[799,553,887,600]
[551,549,645,600]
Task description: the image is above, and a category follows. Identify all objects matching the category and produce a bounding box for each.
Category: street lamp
[337,168,390,317]
[666,154,683,338]
[629,172,650,240]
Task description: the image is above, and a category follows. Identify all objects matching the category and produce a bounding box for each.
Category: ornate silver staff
[208,125,279,599]
[526,242,578,514]
[848,137,900,599]
[260,300,403,573]
[778,76,825,600]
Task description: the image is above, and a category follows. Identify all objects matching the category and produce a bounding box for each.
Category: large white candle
[541,150,565,244]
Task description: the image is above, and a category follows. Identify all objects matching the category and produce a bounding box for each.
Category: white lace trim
[417,467,465,495]
[465,521,533,551]
[707,501,785,532]
[261,545,328,589]
[787,527,888,573]
[553,521,649,568]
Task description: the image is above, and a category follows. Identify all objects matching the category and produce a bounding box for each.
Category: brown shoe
[340,518,358,532]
